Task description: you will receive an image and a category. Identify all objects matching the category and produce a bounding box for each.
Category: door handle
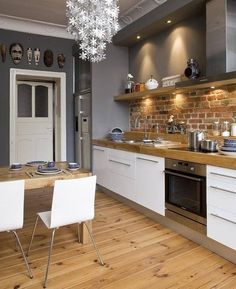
[210,186,236,195]
[210,172,236,180]
[136,157,159,164]
[210,213,236,225]
[109,159,131,167]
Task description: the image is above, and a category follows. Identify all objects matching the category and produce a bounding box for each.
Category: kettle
[188,130,207,151]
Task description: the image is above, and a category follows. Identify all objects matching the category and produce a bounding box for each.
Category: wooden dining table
[0,162,92,243]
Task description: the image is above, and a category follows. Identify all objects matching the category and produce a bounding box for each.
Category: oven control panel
[165,158,206,177]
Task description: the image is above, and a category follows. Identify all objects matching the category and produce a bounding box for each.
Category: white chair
[27,175,104,288]
[0,180,33,279]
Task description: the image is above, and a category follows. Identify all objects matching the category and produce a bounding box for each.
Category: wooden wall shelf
[114,86,175,101]
[114,74,236,102]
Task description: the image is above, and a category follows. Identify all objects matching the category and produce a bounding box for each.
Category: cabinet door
[107,149,136,201]
[135,154,165,215]
[92,146,108,187]
[207,165,236,250]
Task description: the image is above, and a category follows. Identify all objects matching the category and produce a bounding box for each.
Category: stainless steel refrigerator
[74,89,91,170]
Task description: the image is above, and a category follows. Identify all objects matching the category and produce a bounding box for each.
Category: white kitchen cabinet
[107,148,136,201]
[207,165,236,250]
[135,154,165,215]
[92,146,108,187]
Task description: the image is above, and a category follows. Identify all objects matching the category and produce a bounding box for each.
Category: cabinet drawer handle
[109,159,131,167]
[94,148,105,152]
[210,213,236,225]
[210,172,236,180]
[136,157,159,164]
[210,186,236,195]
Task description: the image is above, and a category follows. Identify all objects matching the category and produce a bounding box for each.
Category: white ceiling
[0,0,167,28]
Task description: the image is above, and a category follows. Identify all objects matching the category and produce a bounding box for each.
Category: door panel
[15,81,53,164]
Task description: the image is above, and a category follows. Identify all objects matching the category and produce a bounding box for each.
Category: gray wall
[92,43,129,138]
[129,14,206,83]
[0,29,74,165]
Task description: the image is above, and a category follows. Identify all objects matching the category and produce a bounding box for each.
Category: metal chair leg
[84,222,104,266]
[27,215,39,256]
[12,230,33,279]
[43,228,56,288]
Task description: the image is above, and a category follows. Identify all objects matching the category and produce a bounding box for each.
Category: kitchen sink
[122,139,182,147]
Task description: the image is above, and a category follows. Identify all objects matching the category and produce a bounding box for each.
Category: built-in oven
[165,158,206,233]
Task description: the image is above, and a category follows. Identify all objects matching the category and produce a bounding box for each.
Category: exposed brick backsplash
[129,86,236,134]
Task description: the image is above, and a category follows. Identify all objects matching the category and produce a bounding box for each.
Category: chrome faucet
[134,113,141,129]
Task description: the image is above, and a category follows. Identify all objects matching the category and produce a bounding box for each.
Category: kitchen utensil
[200,139,218,152]
[188,130,207,151]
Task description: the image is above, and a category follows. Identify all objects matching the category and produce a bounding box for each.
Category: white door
[15,81,53,163]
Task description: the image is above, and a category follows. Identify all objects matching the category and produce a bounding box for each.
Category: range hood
[177,0,236,89]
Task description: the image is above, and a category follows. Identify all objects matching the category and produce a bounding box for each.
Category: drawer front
[207,165,236,187]
[135,153,164,170]
[108,148,135,161]
[208,185,236,214]
[207,205,236,250]
[108,149,135,179]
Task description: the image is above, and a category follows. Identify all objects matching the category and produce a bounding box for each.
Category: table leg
[79,221,92,244]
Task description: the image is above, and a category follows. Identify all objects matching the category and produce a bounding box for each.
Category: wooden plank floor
[0,188,236,289]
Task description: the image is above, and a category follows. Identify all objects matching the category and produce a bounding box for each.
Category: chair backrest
[0,180,25,232]
[50,175,97,228]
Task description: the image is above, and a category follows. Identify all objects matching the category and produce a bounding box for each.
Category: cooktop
[172,147,218,153]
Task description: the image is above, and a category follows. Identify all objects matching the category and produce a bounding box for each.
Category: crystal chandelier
[66,0,120,62]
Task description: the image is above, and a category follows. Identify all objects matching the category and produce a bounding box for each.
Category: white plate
[220,146,236,152]
[219,150,236,156]
[26,161,47,167]
[35,169,62,175]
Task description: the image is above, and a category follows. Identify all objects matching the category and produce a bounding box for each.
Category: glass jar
[221,121,230,137]
[212,121,220,136]
[231,123,236,137]
[140,83,145,92]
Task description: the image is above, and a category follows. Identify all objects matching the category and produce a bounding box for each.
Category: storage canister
[221,121,230,137]
[231,123,236,137]
[212,121,220,136]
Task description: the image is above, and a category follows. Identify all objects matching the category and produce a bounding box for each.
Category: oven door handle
[164,170,203,182]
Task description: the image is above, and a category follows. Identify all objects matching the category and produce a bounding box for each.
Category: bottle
[125,73,134,94]
[212,121,220,136]
[134,83,140,92]
[221,121,230,137]
[140,83,145,92]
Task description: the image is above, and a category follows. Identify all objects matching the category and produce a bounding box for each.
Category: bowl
[47,161,55,168]
[109,132,124,141]
[11,163,22,169]
[223,138,236,147]
[109,127,124,141]
[68,162,80,169]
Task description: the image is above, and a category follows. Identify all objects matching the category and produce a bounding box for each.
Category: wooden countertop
[0,162,91,190]
[93,139,236,170]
